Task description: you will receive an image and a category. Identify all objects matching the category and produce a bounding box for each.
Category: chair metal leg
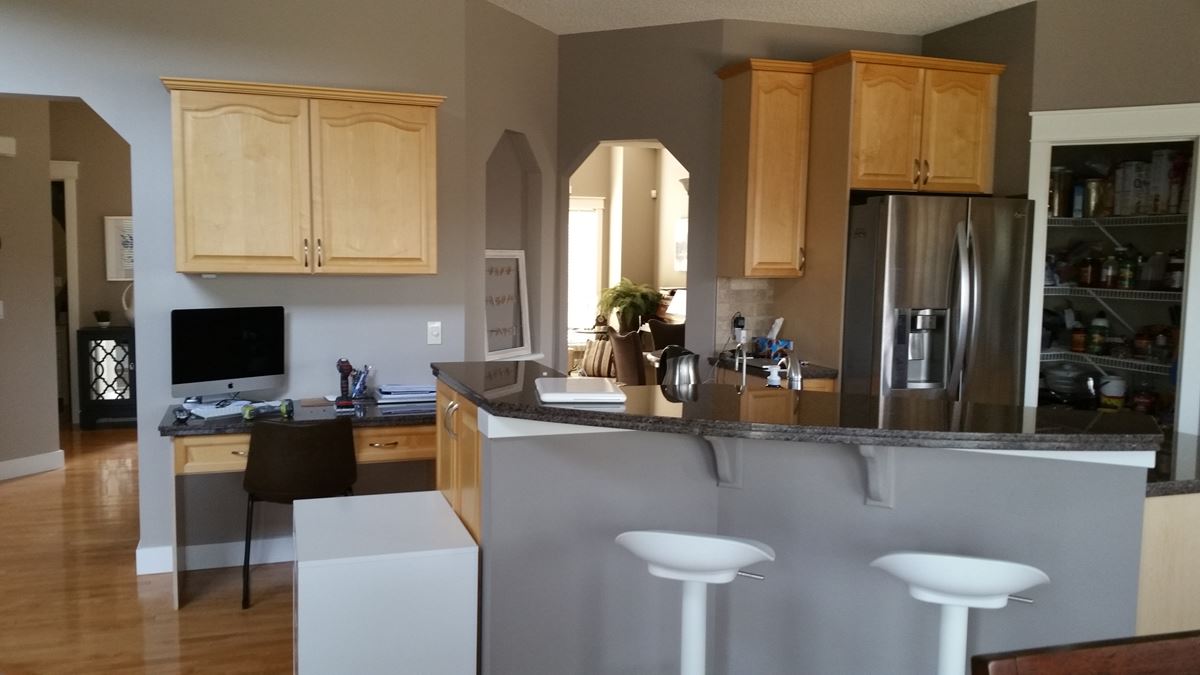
[242,496,254,609]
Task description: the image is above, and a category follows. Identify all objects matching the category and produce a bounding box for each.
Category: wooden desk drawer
[354,425,436,464]
[174,434,252,475]
[173,425,437,475]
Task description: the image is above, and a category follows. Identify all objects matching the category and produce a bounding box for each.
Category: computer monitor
[171,306,285,399]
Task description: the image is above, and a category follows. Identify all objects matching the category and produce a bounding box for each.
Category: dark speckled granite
[1146,479,1200,497]
[158,402,434,437]
[431,361,1161,453]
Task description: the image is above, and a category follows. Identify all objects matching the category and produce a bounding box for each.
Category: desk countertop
[157,402,435,437]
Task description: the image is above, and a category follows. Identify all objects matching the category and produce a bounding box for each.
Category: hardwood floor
[0,428,293,674]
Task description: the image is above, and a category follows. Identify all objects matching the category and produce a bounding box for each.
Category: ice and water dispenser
[892,308,948,389]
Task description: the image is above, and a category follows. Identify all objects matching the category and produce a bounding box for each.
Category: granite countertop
[431,361,1161,453]
[710,355,838,380]
[157,401,435,437]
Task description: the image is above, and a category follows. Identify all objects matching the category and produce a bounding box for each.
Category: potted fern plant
[598,278,662,334]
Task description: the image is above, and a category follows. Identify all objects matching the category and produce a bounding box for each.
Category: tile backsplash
[714,277,776,353]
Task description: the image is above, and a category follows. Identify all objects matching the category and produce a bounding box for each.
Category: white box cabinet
[294,491,478,674]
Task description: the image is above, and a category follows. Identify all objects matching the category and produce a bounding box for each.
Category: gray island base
[433,362,1158,674]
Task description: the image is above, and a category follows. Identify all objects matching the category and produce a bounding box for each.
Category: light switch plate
[0,136,15,157]
[426,321,442,345]
[0,300,5,319]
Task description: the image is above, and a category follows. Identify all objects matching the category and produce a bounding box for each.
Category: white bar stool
[617,530,775,675]
[871,551,1049,675]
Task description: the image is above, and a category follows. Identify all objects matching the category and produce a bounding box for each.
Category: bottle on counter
[1087,312,1109,355]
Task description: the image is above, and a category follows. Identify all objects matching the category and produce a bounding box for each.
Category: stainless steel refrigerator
[841,195,1033,406]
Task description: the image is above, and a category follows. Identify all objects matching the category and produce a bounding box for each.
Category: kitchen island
[432,361,1160,674]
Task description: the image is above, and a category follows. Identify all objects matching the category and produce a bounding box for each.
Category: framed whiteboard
[484,249,531,361]
[104,216,133,281]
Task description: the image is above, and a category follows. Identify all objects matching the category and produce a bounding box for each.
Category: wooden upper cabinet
[163,78,444,275]
[718,59,813,278]
[850,63,925,190]
[822,52,1002,194]
[171,90,311,273]
[311,100,437,274]
[919,68,997,193]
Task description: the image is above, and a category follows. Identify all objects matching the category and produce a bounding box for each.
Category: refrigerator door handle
[948,220,970,399]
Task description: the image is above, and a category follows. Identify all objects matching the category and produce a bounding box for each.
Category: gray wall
[49,100,133,326]
[0,97,58,464]
[1032,0,1200,111]
[483,433,1147,674]
[923,3,1037,197]
[0,0,560,555]
[468,0,559,362]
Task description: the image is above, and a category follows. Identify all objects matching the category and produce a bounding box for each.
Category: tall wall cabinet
[717,59,813,278]
[162,78,444,275]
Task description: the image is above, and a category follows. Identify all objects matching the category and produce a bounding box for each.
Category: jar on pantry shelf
[1117,256,1137,290]
[1140,251,1167,289]
[1165,254,1185,290]
[1100,256,1120,288]
[1087,312,1109,355]
[1131,383,1157,414]
[1098,375,1127,410]
[1070,327,1087,353]
[1077,258,1097,287]
[1133,332,1153,358]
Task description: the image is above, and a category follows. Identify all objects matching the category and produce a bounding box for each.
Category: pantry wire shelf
[1041,348,1173,376]
[1048,214,1189,228]
[1044,286,1184,303]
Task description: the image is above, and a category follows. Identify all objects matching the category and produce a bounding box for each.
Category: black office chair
[242,416,357,609]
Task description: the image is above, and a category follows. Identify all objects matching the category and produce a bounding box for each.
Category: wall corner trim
[135,544,175,575]
[0,449,64,481]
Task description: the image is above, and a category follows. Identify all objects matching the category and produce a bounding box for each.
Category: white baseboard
[136,536,296,575]
[182,535,294,571]
[136,544,174,575]
[0,449,64,481]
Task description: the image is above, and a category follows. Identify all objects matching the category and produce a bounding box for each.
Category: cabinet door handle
[798,246,806,273]
[231,450,247,457]
[303,238,310,267]
[923,160,931,185]
[442,400,456,431]
[369,441,400,448]
[316,238,323,267]
[446,401,460,439]
[913,159,920,185]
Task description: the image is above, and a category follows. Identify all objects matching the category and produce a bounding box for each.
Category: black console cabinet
[76,326,136,428]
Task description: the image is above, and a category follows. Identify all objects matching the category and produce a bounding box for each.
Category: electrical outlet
[426,321,442,345]
[0,300,4,319]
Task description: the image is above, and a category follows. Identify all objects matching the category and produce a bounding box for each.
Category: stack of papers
[375,384,437,406]
[183,399,253,419]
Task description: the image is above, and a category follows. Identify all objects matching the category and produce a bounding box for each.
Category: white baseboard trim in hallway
[0,449,64,481]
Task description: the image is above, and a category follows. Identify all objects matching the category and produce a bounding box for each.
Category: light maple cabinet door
[919,69,996,194]
[849,62,925,191]
[172,90,311,273]
[310,99,438,274]
[718,60,812,278]
[435,385,457,508]
[454,397,481,542]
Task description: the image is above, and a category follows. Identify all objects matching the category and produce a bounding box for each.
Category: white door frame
[1026,103,1200,479]
[50,160,81,425]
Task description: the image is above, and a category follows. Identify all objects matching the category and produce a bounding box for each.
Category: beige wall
[620,146,656,284]
[655,149,688,289]
[923,2,1037,197]
[49,100,132,326]
[0,97,59,464]
[1033,0,1200,111]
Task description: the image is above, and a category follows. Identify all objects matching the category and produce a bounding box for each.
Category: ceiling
[487,0,1031,36]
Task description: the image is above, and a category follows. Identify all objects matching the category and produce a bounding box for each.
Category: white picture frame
[484,249,532,361]
[104,216,133,281]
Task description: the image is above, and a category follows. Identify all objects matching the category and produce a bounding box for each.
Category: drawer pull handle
[369,441,400,448]
[231,450,247,456]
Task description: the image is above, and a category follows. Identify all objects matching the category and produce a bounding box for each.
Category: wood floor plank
[0,428,293,673]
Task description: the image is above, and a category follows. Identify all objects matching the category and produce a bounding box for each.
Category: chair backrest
[580,339,616,378]
[646,319,685,351]
[244,416,357,503]
[971,629,1200,674]
[606,326,647,385]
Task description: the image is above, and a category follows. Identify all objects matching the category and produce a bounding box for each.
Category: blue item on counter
[754,337,793,359]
